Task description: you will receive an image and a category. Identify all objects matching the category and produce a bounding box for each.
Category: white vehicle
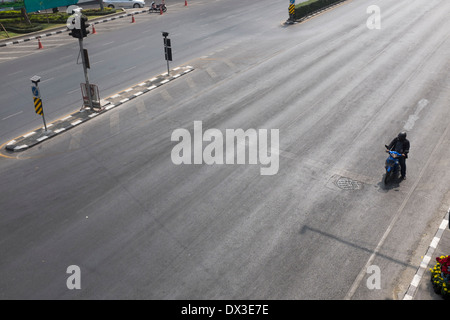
[103,0,145,8]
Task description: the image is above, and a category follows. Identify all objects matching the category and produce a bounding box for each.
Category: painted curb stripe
[3,66,194,151]
[403,211,449,300]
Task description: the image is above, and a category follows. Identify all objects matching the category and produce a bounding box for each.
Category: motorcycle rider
[386,131,410,180]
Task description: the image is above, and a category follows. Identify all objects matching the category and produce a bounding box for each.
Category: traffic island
[285,0,349,25]
[4,65,194,152]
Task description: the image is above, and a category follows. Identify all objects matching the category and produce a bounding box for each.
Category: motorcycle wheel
[384,171,392,184]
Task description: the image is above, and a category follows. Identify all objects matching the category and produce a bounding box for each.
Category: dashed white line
[41,77,54,84]
[7,70,24,76]
[123,66,136,73]
[67,88,79,94]
[2,111,23,121]
[403,211,449,300]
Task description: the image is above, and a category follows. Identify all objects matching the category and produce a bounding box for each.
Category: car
[103,0,145,9]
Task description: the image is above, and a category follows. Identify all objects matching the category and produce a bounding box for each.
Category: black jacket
[387,137,410,159]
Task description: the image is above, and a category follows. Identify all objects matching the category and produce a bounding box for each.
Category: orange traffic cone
[131,14,135,23]
[37,38,43,49]
[92,24,97,34]
[185,0,187,6]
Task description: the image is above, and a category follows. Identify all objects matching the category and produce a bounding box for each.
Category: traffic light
[80,16,90,38]
[69,28,82,39]
[68,13,82,39]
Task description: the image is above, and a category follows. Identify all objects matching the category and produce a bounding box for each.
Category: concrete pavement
[1,0,450,300]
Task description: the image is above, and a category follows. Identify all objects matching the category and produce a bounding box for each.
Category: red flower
[436,256,450,275]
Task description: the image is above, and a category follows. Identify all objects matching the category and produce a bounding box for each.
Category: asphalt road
[1,0,450,301]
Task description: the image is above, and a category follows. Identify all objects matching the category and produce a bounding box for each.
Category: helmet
[398,132,407,141]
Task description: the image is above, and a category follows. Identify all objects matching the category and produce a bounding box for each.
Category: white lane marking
[2,111,23,121]
[403,211,449,300]
[40,77,54,84]
[123,66,136,73]
[7,70,24,76]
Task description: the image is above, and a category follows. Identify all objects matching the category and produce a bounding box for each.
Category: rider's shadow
[379,174,403,191]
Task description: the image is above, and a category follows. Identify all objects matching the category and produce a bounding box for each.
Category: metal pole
[167,55,170,76]
[79,37,93,110]
[36,82,48,131]
[41,104,48,132]
[164,35,170,76]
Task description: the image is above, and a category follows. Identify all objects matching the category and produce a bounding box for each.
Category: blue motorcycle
[384,145,402,184]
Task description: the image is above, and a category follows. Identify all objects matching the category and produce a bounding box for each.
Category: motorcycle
[149,2,167,12]
[384,145,402,184]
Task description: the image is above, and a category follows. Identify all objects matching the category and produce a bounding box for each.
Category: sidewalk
[404,211,449,300]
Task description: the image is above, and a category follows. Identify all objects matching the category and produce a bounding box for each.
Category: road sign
[34,97,43,115]
[32,86,40,98]
[80,83,101,110]
[30,75,48,131]
[289,4,295,15]
[290,0,295,4]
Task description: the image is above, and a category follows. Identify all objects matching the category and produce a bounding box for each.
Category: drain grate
[335,177,363,190]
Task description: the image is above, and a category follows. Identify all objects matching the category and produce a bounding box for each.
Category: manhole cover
[335,177,363,190]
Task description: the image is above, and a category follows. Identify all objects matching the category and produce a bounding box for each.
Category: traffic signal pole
[67,6,94,111]
[78,37,93,111]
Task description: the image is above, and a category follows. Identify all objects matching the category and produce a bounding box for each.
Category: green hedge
[0,8,116,34]
[294,0,343,19]
[0,10,22,19]
[0,8,115,20]
[82,8,116,16]
[3,22,43,33]
[0,1,24,10]
[30,13,69,23]
[0,8,116,27]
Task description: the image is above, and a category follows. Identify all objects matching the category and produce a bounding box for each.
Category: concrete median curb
[4,65,194,152]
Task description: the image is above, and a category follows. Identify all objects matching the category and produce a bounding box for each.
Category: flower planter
[430,255,450,299]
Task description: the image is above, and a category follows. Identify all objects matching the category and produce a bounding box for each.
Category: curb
[403,211,450,300]
[4,65,194,152]
[0,8,151,47]
[285,0,350,25]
